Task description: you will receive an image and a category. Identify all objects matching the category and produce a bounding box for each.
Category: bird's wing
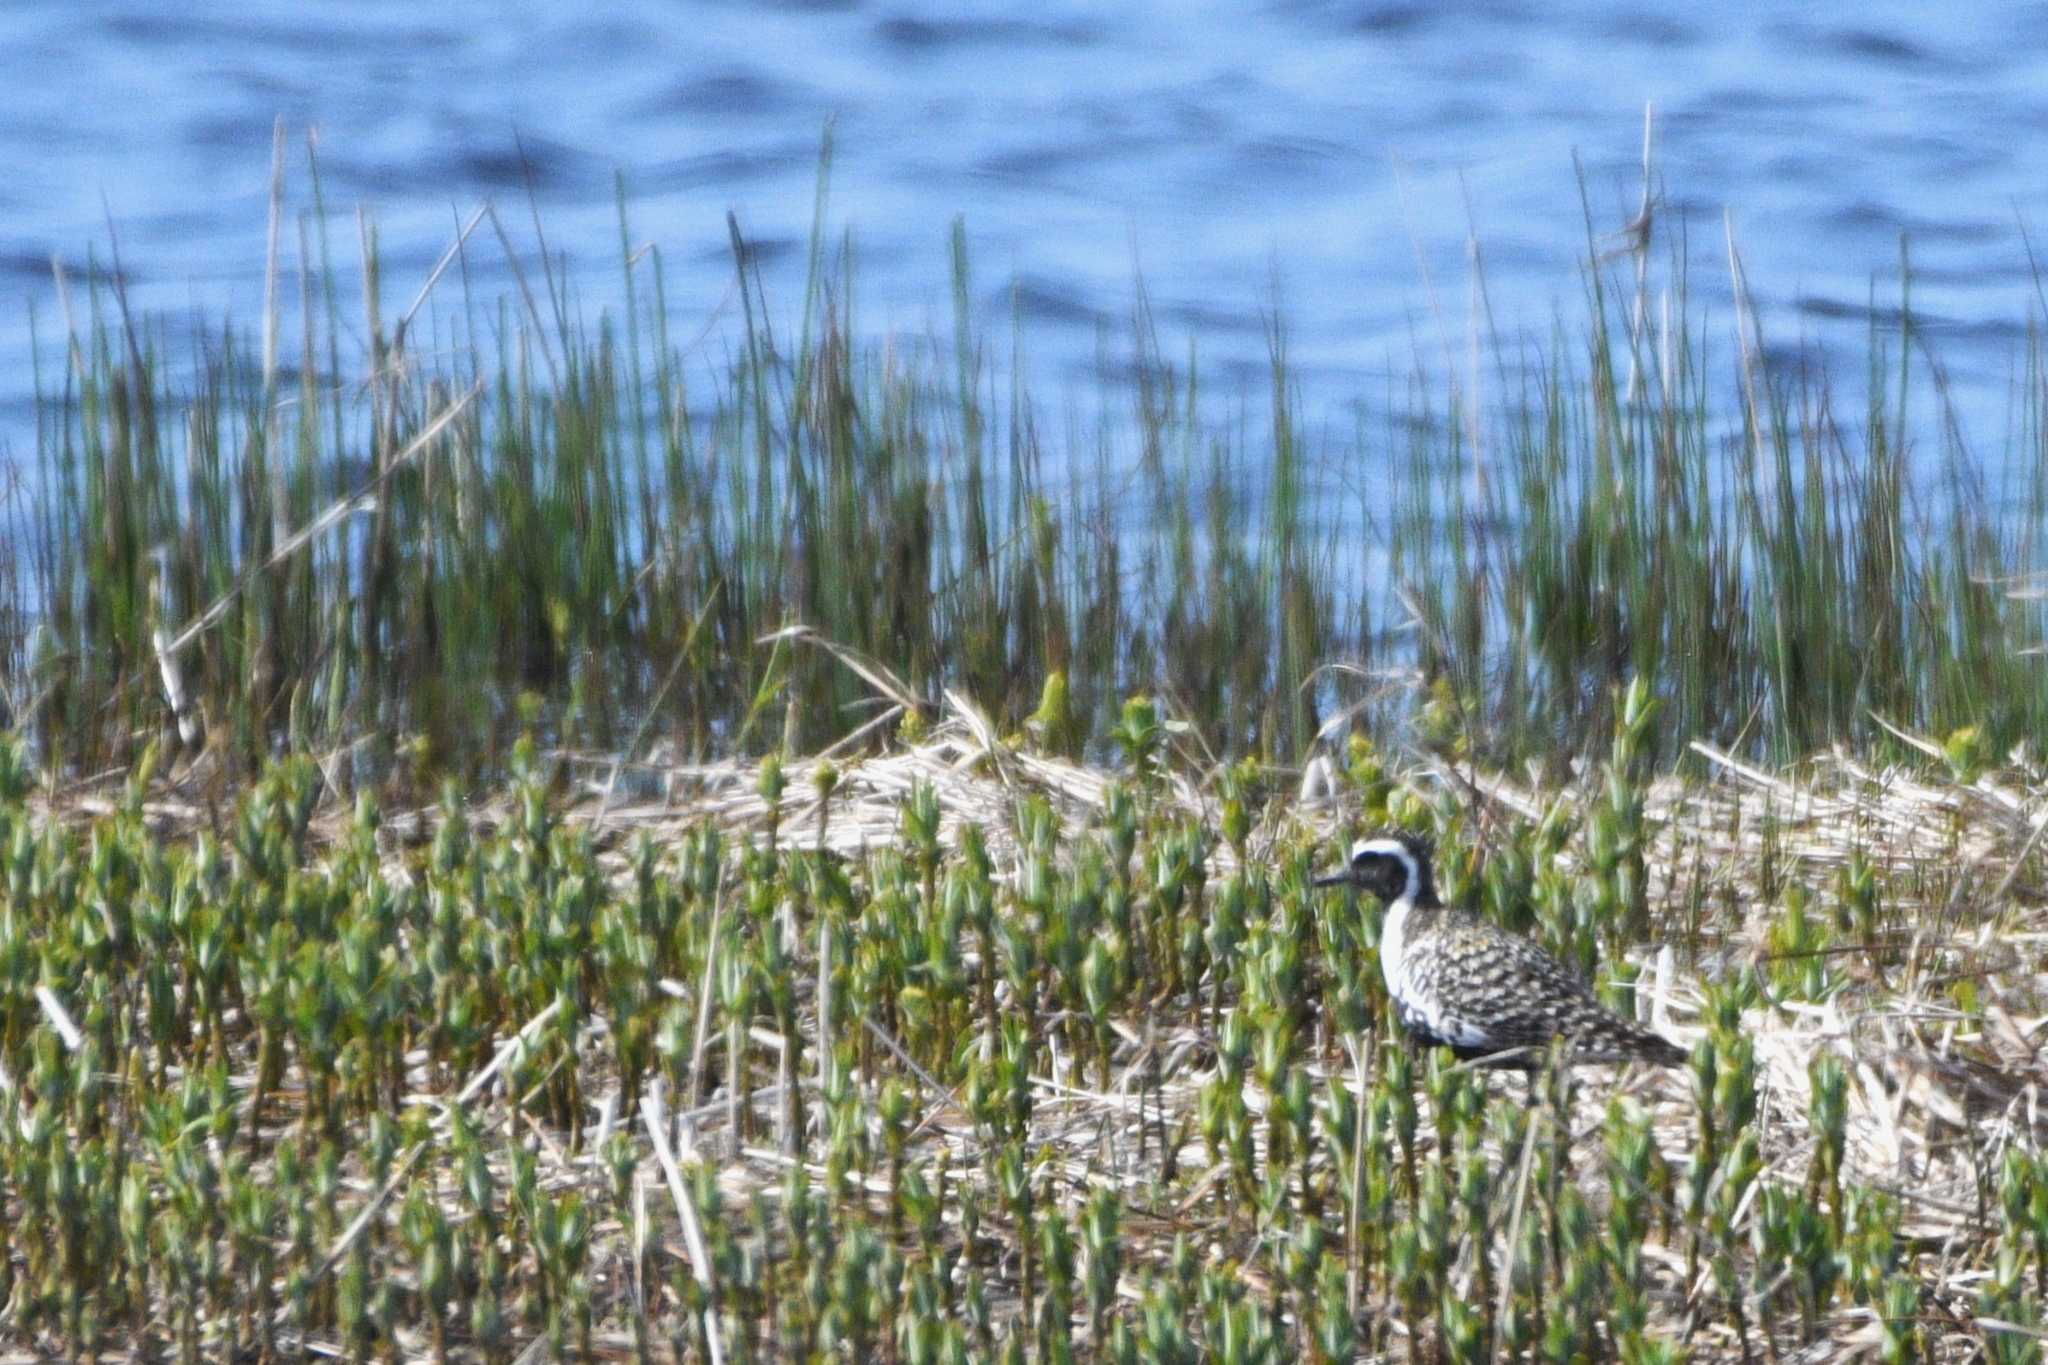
[1408,912,1673,1058]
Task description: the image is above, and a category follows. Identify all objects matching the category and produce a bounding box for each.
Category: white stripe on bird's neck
[1379,890,1415,997]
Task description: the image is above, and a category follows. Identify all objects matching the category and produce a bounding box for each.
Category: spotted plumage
[1316,832,1687,1067]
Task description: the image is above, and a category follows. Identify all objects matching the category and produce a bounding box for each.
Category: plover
[1316,831,1687,1067]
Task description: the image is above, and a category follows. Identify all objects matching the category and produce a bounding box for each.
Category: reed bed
[5,682,2048,1361]
[9,133,2048,785]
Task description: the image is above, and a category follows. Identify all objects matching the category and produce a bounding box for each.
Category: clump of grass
[14,133,2048,784]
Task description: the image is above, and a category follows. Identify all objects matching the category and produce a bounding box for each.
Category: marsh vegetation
[4,143,2048,1358]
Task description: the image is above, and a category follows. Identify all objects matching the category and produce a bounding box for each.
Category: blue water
[4,1,2046,483]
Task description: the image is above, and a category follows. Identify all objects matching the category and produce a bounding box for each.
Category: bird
[1315,831,1688,1068]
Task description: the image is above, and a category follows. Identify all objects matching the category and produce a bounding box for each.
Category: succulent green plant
[0,679,2031,1361]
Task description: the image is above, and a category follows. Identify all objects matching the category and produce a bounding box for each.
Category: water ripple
[0,0,2044,470]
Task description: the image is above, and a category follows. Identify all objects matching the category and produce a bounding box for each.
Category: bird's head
[1314,831,1435,906]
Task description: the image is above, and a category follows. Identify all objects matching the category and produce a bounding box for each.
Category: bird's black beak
[1312,869,1353,888]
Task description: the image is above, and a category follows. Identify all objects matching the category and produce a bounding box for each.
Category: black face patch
[1352,850,1408,899]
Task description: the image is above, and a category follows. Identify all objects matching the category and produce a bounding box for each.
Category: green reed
[12,135,2048,782]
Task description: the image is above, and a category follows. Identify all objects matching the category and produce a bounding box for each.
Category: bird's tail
[1568,1006,1690,1067]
